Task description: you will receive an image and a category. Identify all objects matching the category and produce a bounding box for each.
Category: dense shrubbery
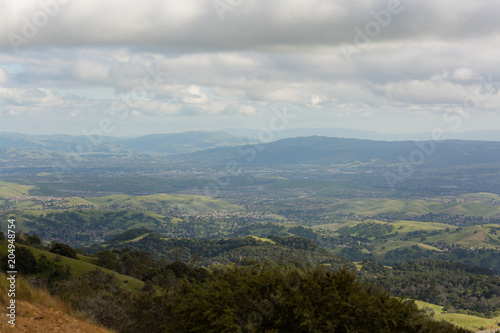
[50,242,79,259]
[137,265,469,333]
[0,238,473,332]
[52,268,133,330]
[95,232,351,269]
[338,221,394,239]
[361,259,500,318]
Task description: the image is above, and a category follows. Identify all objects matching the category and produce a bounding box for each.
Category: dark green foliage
[0,246,72,283]
[160,265,470,333]
[162,261,211,282]
[97,250,117,269]
[6,210,171,247]
[267,234,324,251]
[93,246,210,288]
[0,240,472,333]
[232,223,288,237]
[49,242,78,259]
[22,233,43,248]
[288,225,318,239]
[338,221,394,239]
[362,259,500,317]
[98,232,350,268]
[1,246,38,274]
[340,244,371,262]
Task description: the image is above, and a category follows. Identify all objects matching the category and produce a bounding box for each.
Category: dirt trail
[0,300,110,333]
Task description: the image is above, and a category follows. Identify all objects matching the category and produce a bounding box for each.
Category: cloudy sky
[0,0,499,137]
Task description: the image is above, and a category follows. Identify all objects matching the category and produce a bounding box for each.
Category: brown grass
[0,272,71,315]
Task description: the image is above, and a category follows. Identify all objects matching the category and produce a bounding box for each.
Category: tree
[162,266,471,332]
[97,250,116,269]
[50,242,78,259]
[1,246,38,274]
[24,234,43,248]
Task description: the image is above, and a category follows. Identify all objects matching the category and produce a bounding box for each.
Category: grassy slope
[415,300,500,332]
[324,198,500,217]
[86,193,243,212]
[0,180,244,212]
[1,209,169,234]
[330,219,500,254]
[247,235,276,244]
[0,180,37,197]
[0,241,144,292]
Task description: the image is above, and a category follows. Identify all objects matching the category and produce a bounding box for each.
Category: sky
[0,0,499,137]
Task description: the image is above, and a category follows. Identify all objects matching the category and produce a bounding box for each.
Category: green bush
[158,265,471,332]
[49,242,78,259]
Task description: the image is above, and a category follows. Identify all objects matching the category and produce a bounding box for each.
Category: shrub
[49,242,78,259]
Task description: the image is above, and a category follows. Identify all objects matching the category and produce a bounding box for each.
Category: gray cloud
[0,0,499,135]
[1,0,500,51]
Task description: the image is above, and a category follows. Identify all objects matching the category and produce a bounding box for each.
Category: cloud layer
[0,0,499,135]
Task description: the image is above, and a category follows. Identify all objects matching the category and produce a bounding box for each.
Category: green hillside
[0,179,244,213]
[95,231,351,268]
[0,240,144,292]
[85,193,243,212]
[324,198,500,217]
[416,300,500,332]
[0,180,37,197]
[333,219,500,251]
[0,210,175,246]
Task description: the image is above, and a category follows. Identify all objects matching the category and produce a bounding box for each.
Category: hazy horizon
[4,127,500,144]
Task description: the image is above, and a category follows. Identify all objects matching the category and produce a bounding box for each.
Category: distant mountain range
[0,131,247,154]
[221,127,500,142]
[3,130,500,172]
[2,128,500,156]
[168,136,500,169]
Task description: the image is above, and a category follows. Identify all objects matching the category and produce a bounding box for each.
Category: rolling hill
[0,131,247,154]
[95,230,351,268]
[0,240,144,292]
[324,198,500,217]
[168,136,500,169]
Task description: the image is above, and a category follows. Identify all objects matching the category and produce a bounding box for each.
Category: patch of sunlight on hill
[391,220,456,232]
[324,198,500,218]
[415,300,500,332]
[377,241,442,254]
[110,193,244,212]
[247,235,276,244]
[461,192,500,200]
[111,233,151,245]
[85,194,133,206]
[423,225,500,249]
[0,181,37,198]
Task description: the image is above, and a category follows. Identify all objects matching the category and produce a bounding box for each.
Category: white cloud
[452,68,477,81]
[177,85,209,105]
[0,87,63,107]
